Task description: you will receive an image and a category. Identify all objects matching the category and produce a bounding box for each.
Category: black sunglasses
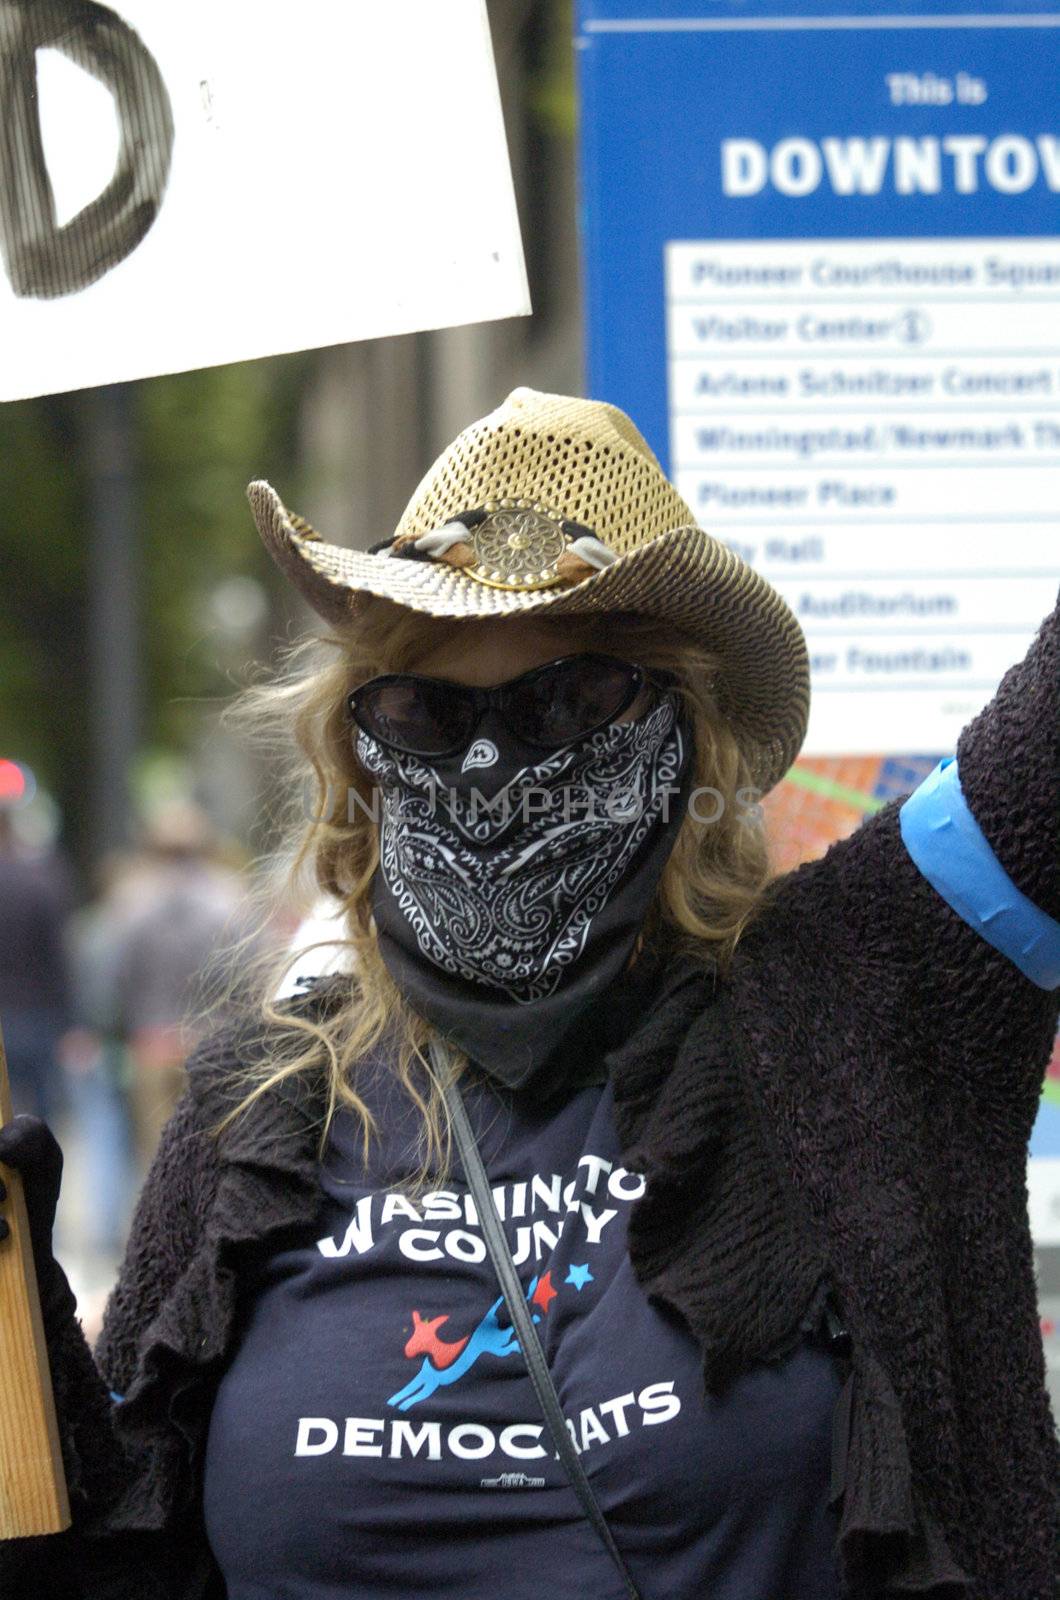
[347,652,673,759]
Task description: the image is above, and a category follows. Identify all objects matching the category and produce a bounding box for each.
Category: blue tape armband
[109,1390,124,1405]
[898,755,1060,990]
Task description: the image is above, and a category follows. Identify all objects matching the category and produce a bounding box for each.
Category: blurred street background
[0,0,1057,1410]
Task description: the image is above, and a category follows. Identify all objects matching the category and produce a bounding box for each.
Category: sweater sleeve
[773,584,1060,1129]
[952,580,1060,926]
[0,1090,218,1597]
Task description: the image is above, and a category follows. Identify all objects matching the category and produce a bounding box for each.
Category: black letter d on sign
[0,0,174,298]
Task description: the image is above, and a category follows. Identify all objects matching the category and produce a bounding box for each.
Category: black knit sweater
[3,587,1059,1600]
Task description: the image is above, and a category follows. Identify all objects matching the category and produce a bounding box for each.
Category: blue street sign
[577,0,1060,757]
[577,0,1060,469]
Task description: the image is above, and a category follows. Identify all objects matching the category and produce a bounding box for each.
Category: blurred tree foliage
[0,394,87,804]
[0,352,310,869]
[527,0,574,139]
[137,355,308,752]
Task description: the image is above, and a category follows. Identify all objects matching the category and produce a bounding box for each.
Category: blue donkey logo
[387,1272,555,1411]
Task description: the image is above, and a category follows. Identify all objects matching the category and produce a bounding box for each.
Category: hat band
[386,499,618,592]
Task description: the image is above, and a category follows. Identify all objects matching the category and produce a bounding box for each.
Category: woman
[1,387,1057,1599]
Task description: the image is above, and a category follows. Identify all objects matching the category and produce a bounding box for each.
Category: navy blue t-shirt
[203,1059,846,1599]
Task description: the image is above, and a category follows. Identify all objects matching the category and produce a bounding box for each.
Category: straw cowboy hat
[247,387,809,794]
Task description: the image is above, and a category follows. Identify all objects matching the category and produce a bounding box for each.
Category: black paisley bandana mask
[356,690,694,1092]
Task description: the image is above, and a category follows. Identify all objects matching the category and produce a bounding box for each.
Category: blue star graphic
[565,1263,594,1291]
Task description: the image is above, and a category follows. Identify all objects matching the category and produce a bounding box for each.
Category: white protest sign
[0,0,529,399]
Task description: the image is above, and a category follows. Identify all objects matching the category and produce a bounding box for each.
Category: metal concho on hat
[465,498,569,591]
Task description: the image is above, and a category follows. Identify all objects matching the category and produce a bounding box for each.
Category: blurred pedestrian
[58,852,141,1261]
[110,802,247,1169]
[0,806,71,1124]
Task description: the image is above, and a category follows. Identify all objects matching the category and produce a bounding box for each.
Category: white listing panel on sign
[666,237,1060,753]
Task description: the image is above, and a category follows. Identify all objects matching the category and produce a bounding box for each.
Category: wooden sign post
[0,1022,70,1537]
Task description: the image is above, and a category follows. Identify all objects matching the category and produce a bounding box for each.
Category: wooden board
[0,1022,70,1537]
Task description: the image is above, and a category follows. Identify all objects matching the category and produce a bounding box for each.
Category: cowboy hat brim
[248,479,809,794]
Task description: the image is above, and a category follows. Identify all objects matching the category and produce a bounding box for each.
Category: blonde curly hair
[212,597,775,1191]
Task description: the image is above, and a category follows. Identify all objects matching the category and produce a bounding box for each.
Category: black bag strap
[430,1038,643,1600]
[822,1292,854,1509]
